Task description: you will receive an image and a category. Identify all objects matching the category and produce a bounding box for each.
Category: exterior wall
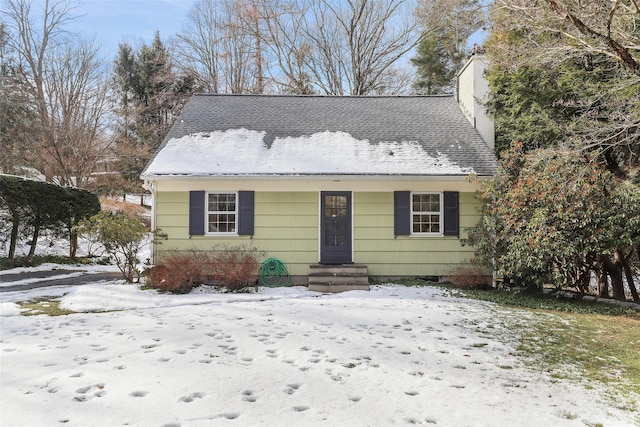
[153,181,482,279]
[155,191,319,277]
[354,192,477,277]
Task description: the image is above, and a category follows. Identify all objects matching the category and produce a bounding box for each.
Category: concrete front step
[307,283,370,293]
[308,264,370,293]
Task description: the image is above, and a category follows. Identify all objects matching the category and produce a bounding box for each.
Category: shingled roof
[142,94,498,178]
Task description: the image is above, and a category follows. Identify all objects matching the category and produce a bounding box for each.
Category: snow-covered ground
[1,266,638,427]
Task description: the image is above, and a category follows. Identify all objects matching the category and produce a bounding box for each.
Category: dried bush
[99,197,150,227]
[447,264,493,290]
[147,249,211,294]
[147,245,265,293]
[209,244,265,291]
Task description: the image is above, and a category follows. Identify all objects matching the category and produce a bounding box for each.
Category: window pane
[207,193,237,233]
[411,194,441,233]
[324,195,348,247]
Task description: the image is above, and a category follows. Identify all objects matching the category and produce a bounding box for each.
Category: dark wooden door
[320,191,352,264]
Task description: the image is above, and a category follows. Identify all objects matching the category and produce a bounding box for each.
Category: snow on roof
[142,129,475,177]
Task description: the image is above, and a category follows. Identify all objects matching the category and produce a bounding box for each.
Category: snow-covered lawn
[1,272,637,427]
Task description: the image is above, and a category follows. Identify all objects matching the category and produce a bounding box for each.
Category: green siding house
[141,56,497,291]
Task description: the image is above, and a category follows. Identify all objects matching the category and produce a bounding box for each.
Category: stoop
[307,264,369,293]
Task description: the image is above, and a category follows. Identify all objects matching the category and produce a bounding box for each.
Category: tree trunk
[8,211,20,265]
[27,223,40,263]
[620,249,639,303]
[69,229,78,260]
[595,261,609,298]
[577,269,590,297]
[602,253,626,301]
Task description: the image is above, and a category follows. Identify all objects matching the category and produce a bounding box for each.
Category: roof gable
[142,94,498,178]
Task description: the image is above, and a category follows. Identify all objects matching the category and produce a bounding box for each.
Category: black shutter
[443,191,459,236]
[238,191,254,235]
[189,191,205,235]
[394,191,411,236]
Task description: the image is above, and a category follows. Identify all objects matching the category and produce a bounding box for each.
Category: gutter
[139,173,492,182]
[142,180,157,263]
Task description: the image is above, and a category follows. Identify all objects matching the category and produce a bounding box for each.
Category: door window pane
[324,195,347,247]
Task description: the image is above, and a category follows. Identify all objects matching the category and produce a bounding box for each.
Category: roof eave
[141,172,493,181]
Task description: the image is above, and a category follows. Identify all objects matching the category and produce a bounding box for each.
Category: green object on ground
[259,258,291,287]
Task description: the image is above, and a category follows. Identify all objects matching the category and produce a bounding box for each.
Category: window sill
[205,232,239,236]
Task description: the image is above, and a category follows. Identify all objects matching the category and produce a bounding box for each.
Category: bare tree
[258,0,316,94]
[301,0,421,95]
[175,0,421,96]
[173,0,222,93]
[219,0,263,93]
[2,0,112,187]
[174,0,268,94]
[538,0,640,76]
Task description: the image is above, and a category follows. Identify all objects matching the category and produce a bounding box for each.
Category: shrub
[209,244,265,291]
[147,250,212,294]
[0,175,100,264]
[447,264,492,290]
[75,211,148,283]
[147,244,265,293]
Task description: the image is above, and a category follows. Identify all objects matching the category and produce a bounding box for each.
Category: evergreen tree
[412,0,485,95]
[110,33,195,195]
[470,1,640,300]
[0,21,35,174]
[411,34,455,94]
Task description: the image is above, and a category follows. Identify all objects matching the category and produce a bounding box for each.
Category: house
[141,55,498,292]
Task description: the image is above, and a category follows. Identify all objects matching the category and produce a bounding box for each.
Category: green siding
[155,192,318,276]
[352,192,477,277]
[154,190,481,278]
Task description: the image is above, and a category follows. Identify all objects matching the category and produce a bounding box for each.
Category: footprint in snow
[284,383,301,395]
[217,413,240,420]
[242,390,257,402]
[179,392,205,403]
[73,384,106,402]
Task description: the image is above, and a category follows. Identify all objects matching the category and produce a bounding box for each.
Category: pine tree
[412,0,485,95]
[0,22,34,174]
[411,34,455,94]
[110,33,195,195]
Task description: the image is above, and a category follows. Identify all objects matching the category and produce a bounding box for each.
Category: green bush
[75,211,148,282]
[0,175,100,266]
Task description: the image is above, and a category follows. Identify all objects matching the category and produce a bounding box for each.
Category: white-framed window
[411,192,442,234]
[207,192,237,233]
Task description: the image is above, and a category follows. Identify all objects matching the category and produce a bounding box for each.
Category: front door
[320,191,352,264]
